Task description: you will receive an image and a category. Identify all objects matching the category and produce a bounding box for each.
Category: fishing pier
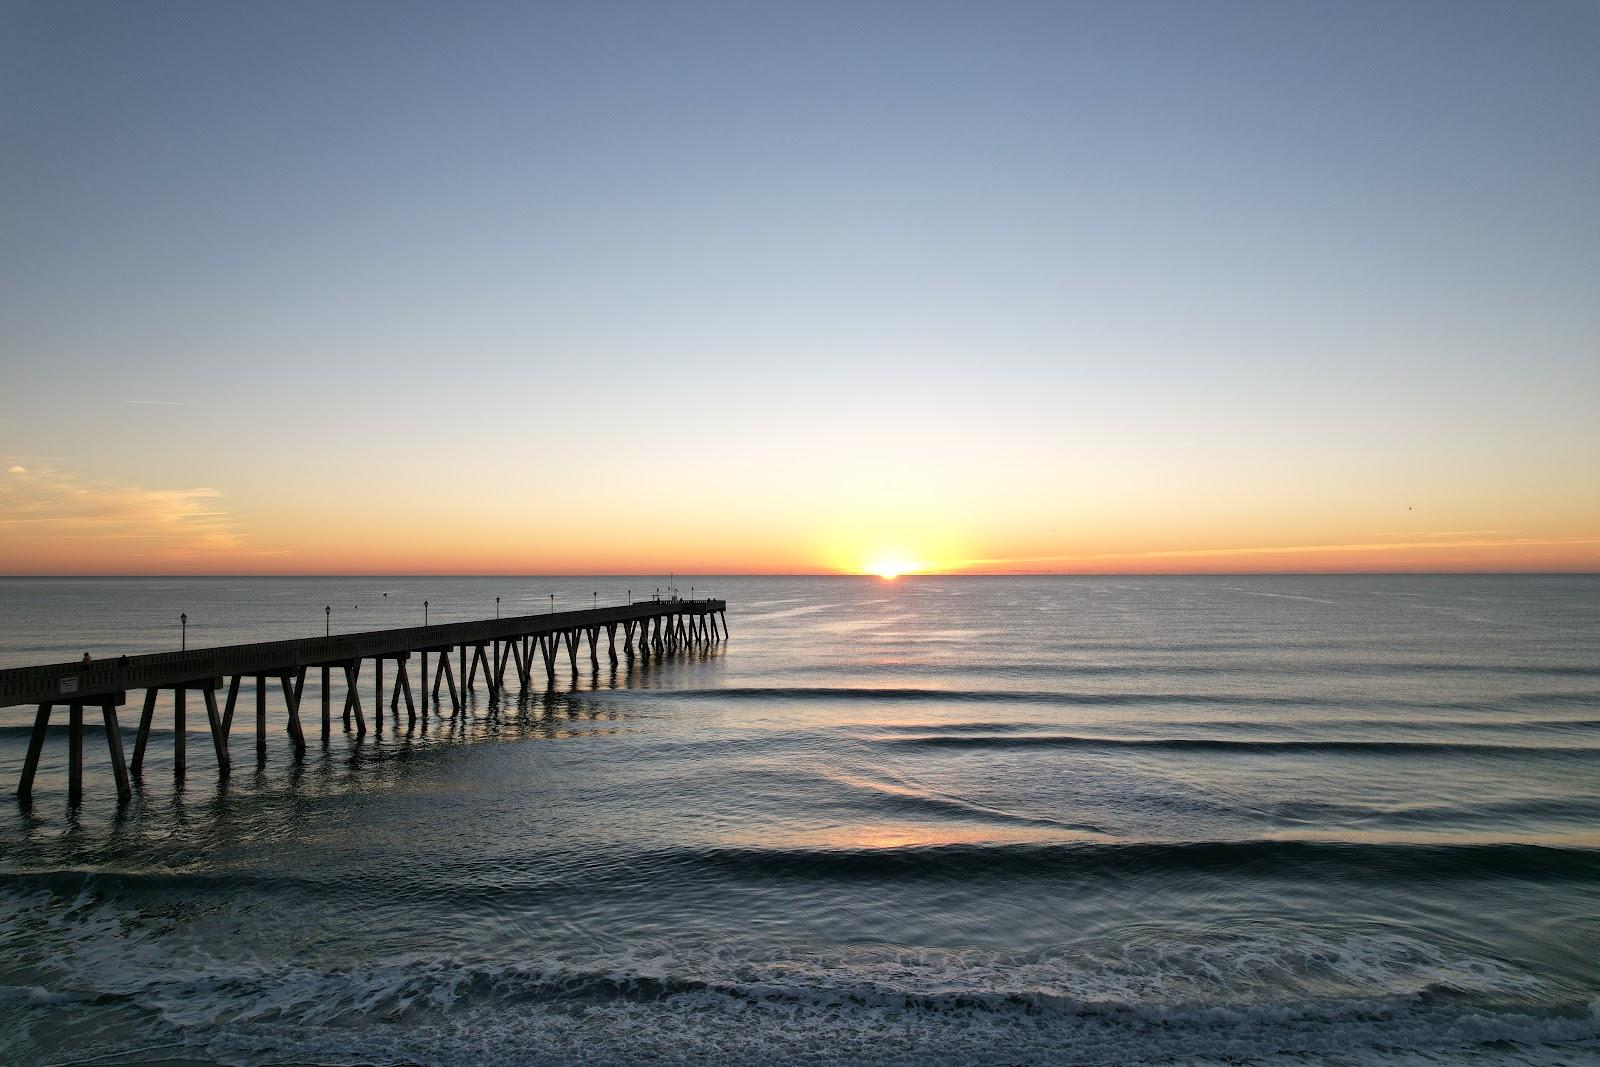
[1,598,727,806]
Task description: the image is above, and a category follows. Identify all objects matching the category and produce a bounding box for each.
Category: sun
[865,553,918,580]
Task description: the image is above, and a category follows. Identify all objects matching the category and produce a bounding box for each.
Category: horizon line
[2,570,1597,579]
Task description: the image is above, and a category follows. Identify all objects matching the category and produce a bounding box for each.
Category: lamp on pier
[325,605,330,636]
[424,600,429,626]
[496,596,501,619]
[181,612,187,651]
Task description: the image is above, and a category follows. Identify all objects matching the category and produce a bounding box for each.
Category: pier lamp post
[628,589,631,606]
[593,590,597,610]
[181,612,187,651]
[550,593,554,614]
[325,605,330,636]
[496,596,501,619]
[424,600,429,626]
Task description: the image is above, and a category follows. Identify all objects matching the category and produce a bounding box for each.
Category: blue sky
[1,1,1596,572]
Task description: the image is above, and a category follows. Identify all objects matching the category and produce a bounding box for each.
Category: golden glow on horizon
[866,552,920,580]
[2,461,1598,575]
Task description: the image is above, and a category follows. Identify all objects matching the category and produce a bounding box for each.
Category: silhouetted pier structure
[2,598,727,805]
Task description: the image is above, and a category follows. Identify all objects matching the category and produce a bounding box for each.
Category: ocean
[0,574,1596,1065]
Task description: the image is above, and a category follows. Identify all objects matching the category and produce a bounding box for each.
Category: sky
[1,1,1596,575]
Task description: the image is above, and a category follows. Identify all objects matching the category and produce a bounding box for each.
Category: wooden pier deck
[2,598,727,805]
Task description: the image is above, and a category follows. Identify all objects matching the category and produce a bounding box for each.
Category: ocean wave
[1256,796,1600,830]
[865,717,1600,735]
[2,894,1596,1066]
[875,732,1600,758]
[822,770,1111,834]
[660,839,1600,883]
[592,685,1600,714]
[7,840,1595,912]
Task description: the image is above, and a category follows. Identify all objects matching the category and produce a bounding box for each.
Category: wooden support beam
[254,676,268,760]
[509,639,527,687]
[101,697,132,801]
[223,674,242,736]
[16,702,52,800]
[419,651,430,715]
[131,688,158,776]
[439,653,460,711]
[343,660,362,726]
[459,645,469,693]
[606,623,618,664]
[564,629,579,676]
[203,686,230,773]
[541,634,558,686]
[321,665,331,740]
[67,702,84,806]
[396,660,416,721]
[344,662,367,735]
[173,686,187,779]
[280,671,306,753]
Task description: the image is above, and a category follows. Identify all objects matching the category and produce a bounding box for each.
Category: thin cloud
[121,399,188,406]
[950,535,1600,571]
[1373,529,1511,539]
[0,465,246,567]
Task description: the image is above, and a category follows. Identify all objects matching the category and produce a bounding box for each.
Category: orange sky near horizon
[2,460,1596,576]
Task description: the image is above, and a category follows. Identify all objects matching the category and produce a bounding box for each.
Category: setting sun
[865,553,920,580]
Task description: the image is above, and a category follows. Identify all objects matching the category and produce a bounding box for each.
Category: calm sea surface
[1,575,1597,1065]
